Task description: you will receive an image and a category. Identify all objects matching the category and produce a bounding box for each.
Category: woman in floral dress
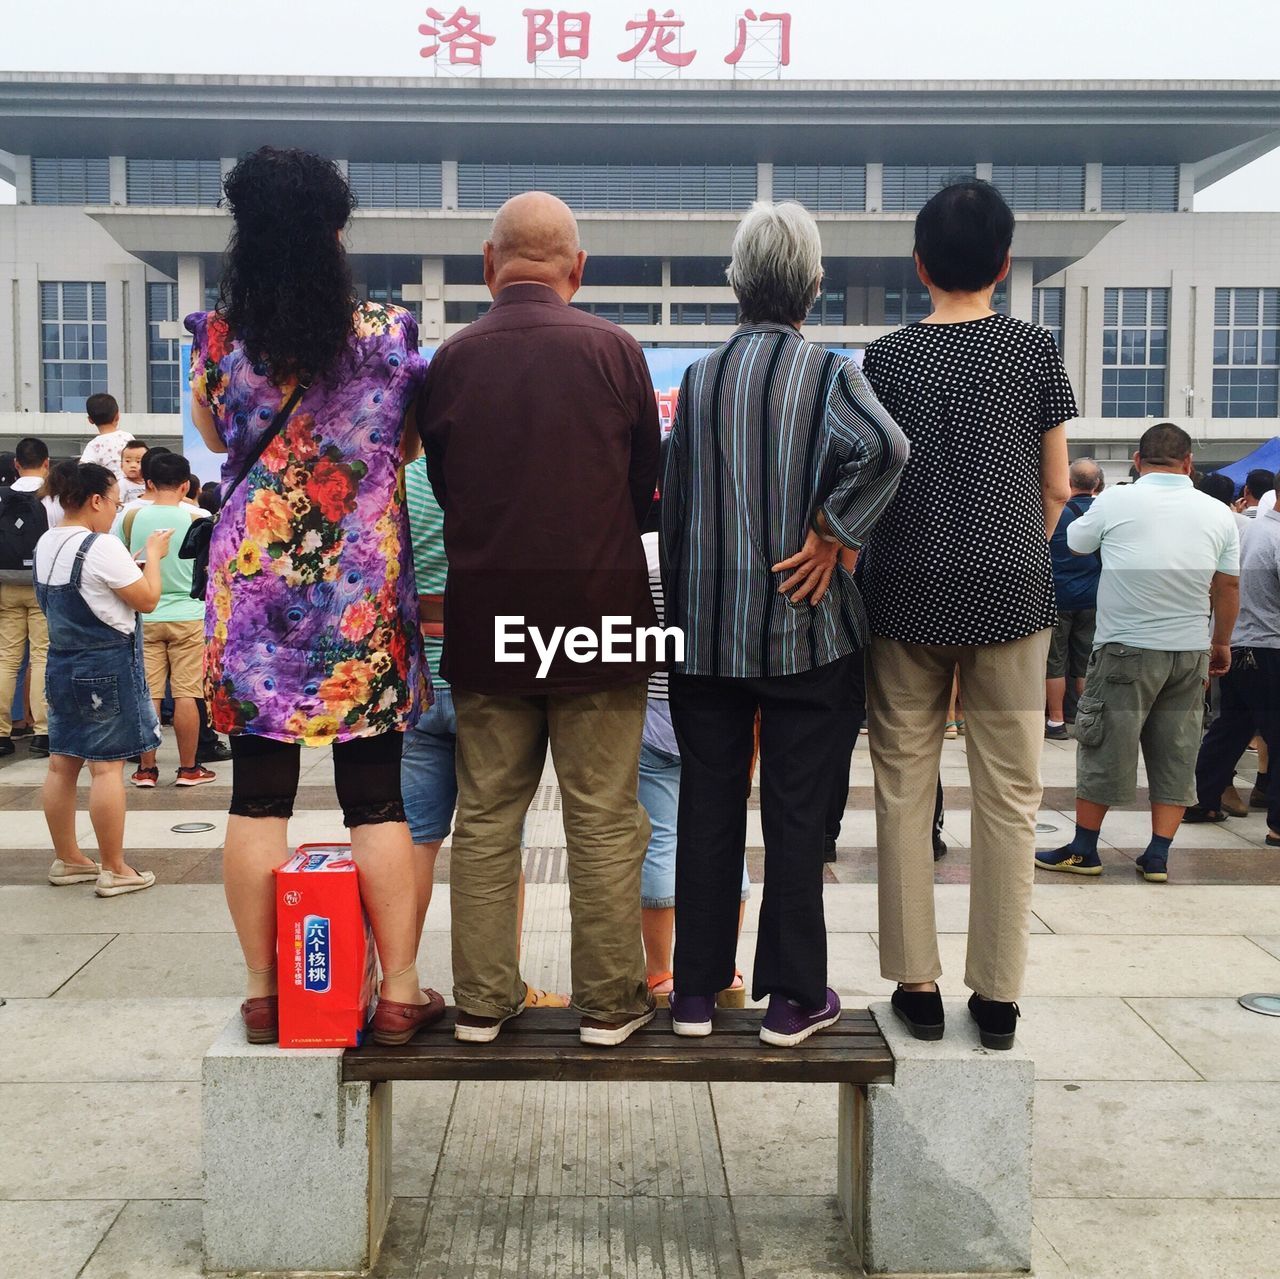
[188,147,443,1045]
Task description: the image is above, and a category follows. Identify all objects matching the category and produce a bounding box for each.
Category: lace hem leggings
[228,730,406,828]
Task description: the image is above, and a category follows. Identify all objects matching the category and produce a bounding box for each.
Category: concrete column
[419,257,445,345]
[108,155,126,206]
[846,286,867,325]
[104,274,128,407]
[1009,259,1034,322]
[14,267,40,412]
[442,160,459,211]
[203,1018,392,1276]
[335,158,349,177]
[975,161,993,182]
[865,163,884,214]
[1167,272,1196,420]
[220,157,236,182]
[1192,281,1218,422]
[756,162,772,202]
[1062,280,1088,410]
[866,286,887,326]
[1082,283,1105,419]
[104,265,148,413]
[1084,163,1103,213]
[177,256,206,322]
[661,258,672,325]
[839,1003,1034,1276]
[0,273,16,411]
[13,154,31,205]
[1178,163,1195,213]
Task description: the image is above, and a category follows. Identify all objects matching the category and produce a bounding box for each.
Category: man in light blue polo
[1036,423,1240,882]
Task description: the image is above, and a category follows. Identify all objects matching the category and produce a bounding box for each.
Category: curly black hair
[217,147,358,384]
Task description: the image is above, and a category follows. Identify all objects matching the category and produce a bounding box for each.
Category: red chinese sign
[419,7,497,66]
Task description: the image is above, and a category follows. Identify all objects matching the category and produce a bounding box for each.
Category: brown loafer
[241,996,279,1045]
[371,988,447,1045]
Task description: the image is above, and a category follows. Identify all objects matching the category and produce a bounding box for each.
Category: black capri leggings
[229,731,405,828]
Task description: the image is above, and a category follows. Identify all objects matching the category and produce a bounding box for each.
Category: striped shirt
[404,457,449,690]
[660,323,909,679]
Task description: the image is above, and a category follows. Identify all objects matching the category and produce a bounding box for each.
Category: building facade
[1,73,1279,471]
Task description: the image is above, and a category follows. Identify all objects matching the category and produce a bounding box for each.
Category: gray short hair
[1069,457,1102,493]
[726,202,824,326]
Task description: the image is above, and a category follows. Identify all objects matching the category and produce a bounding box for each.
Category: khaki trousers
[0,583,49,735]
[450,681,651,1021]
[867,630,1051,1003]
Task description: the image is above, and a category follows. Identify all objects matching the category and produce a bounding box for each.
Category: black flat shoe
[1181,805,1228,824]
[968,992,1019,1050]
[891,984,945,1041]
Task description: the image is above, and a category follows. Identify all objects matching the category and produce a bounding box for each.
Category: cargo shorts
[1047,608,1096,681]
[1073,642,1209,807]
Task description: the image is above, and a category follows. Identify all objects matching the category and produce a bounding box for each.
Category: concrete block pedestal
[202,1016,391,1276]
[839,1001,1035,1277]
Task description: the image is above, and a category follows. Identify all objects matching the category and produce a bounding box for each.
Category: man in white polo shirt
[1036,423,1240,882]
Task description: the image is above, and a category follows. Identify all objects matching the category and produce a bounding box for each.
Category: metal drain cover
[171,822,217,834]
[1239,993,1280,1017]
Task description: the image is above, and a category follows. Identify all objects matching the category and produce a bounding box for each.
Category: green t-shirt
[121,502,206,623]
[404,457,448,689]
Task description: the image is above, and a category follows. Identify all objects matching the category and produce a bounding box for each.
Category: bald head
[1069,457,1102,494]
[484,192,586,299]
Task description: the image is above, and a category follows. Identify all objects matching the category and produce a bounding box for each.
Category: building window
[805,288,848,326]
[991,166,1085,211]
[1033,287,1065,352]
[457,164,756,211]
[147,282,180,414]
[1102,287,1168,417]
[881,166,976,212]
[884,280,1006,325]
[672,303,739,325]
[570,302,661,325]
[348,162,443,209]
[1212,288,1280,418]
[32,158,109,205]
[444,301,492,326]
[1101,166,1179,212]
[41,282,108,412]
[772,166,866,212]
[126,159,223,206]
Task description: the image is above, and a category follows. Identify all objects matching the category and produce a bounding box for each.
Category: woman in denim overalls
[37,462,172,898]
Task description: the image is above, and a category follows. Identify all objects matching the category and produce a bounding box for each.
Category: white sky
[2,0,1279,207]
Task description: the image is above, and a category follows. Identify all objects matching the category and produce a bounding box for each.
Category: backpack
[0,486,49,573]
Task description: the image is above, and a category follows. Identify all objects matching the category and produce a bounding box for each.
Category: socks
[381,963,424,1004]
[246,962,277,999]
[1068,824,1101,857]
[1143,833,1173,862]
[1046,719,1065,729]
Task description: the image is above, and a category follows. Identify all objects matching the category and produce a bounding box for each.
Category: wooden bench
[203,1002,1033,1277]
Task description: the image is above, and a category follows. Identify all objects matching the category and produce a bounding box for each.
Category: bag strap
[221,382,306,508]
[122,507,138,546]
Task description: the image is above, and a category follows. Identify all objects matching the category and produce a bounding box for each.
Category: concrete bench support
[203,1017,391,1276]
[838,1001,1035,1276]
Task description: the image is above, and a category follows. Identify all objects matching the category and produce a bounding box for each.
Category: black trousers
[823,652,943,852]
[670,654,859,1008]
[1195,647,1280,829]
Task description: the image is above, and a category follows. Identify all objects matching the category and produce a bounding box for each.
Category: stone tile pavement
[1,732,1278,1277]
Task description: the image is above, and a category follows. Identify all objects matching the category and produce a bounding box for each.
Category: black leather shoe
[0,737,13,758]
[968,992,1019,1050]
[891,984,944,1040]
[197,739,233,763]
[28,735,49,758]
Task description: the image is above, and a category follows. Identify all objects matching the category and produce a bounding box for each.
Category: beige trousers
[450,680,651,1022]
[867,629,1051,1003]
[0,583,49,735]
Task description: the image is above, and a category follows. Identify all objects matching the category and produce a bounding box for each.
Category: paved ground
[2,731,1278,1277]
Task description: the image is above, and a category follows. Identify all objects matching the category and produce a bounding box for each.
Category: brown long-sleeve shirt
[417,282,660,695]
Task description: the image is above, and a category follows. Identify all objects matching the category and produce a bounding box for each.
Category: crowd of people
[8,145,1253,1057]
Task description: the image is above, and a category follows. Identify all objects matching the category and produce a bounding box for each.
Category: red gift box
[275,843,377,1049]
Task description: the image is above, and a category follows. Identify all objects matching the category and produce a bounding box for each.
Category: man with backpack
[1045,458,1104,740]
[119,451,215,788]
[0,437,54,758]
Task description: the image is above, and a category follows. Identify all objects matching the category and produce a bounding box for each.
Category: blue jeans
[401,686,457,844]
[638,742,749,909]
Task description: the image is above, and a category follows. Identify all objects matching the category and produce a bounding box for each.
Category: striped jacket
[660,323,908,678]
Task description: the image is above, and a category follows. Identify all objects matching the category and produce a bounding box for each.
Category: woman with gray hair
[660,201,909,1046]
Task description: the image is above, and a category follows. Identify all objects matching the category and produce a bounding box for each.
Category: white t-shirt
[80,430,135,484]
[9,475,63,527]
[1259,490,1277,517]
[34,526,143,635]
[119,479,147,505]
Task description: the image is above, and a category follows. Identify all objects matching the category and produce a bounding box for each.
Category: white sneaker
[48,858,102,886]
[95,869,156,898]
[579,1007,656,1047]
[454,1005,523,1043]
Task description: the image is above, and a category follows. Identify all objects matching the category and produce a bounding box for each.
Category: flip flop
[647,971,674,1009]
[523,986,571,1009]
[716,969,747,1009]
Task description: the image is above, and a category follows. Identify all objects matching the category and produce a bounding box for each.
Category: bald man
[417,192,661,1048]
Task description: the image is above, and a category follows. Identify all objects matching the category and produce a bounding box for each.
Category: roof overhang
[3,74,1280,171]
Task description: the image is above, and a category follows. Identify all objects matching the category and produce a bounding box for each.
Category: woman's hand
[145,529,174,563]
[773,528,840,605]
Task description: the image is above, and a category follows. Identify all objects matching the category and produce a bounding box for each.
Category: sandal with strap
[716,969,747,1009]
[647,971,674,1009]
[523,986,571,1009]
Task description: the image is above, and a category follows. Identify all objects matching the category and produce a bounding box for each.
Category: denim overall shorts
[35,533,161,762]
